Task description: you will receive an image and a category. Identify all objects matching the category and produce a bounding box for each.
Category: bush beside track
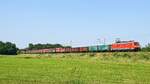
[17,52,150,62]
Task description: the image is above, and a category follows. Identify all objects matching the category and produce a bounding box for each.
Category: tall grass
[0,52,150,84]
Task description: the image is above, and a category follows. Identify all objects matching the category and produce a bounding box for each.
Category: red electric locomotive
[111,40,140,51]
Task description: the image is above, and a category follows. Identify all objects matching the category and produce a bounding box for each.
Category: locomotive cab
[133,42,141,51]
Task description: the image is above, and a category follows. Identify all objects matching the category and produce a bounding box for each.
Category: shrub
[122,53,131,58]
[89,53,96,57]
[140,54,150,60]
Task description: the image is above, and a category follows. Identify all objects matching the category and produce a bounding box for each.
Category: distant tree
[29,43,34,50]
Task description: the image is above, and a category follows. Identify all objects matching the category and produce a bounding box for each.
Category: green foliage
[0,41,18,55]
[27,43,71,50]
[142,43,150,51]
[139,53,150,60]
[112,52,131,58]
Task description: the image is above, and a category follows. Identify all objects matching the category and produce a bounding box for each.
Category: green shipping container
[88,46,98,52]
[97,45,110,51]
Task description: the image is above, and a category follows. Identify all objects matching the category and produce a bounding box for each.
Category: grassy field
[0,52,150,84]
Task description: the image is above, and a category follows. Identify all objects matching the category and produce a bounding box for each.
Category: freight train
[20,40,141,54]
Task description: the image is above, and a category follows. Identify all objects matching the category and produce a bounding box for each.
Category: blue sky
[0,0,150,48]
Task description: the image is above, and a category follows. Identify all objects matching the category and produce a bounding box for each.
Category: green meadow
[0,52,150,84]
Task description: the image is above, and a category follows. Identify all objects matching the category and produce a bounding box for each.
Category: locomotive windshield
[134,42,140,46]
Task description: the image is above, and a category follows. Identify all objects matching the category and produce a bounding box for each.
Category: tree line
[27,43,71,50]
[0,41,18,55]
